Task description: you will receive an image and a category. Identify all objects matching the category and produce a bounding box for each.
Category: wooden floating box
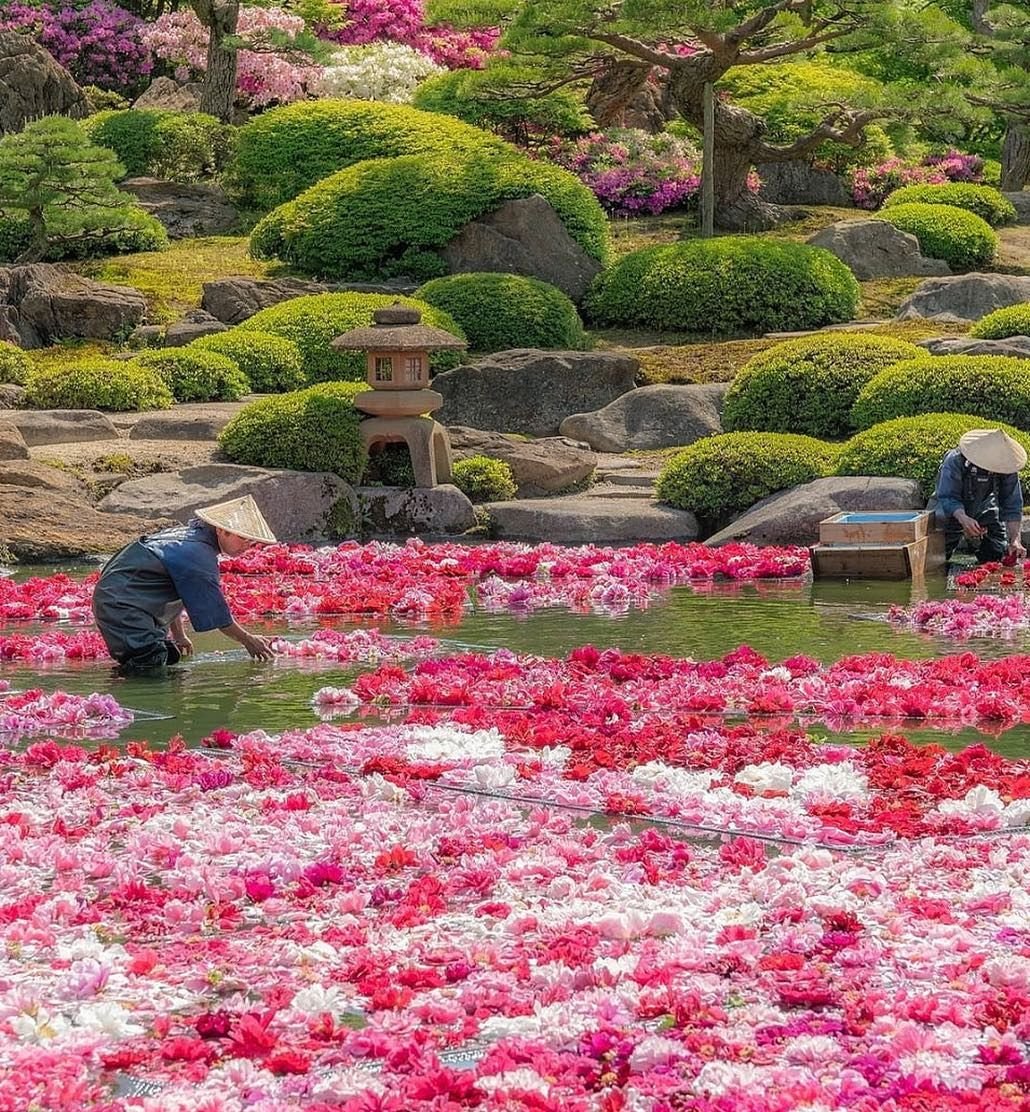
[811,511,946,580]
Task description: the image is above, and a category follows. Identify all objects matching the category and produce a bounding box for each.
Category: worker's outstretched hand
[173,635,194,657]
[243,633,276,661]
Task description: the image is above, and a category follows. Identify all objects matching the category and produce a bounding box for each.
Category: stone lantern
[331,304,467,488]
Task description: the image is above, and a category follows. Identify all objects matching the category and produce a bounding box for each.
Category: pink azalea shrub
[851,150,985,209]
[0,0,151,92]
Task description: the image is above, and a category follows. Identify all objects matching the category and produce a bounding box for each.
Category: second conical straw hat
[195,495,277,543]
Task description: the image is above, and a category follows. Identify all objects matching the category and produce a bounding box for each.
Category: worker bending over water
[92,495,278,671]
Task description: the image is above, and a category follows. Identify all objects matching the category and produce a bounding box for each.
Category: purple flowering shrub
[0,0,151,93]
[851,150,985,210]
[544,130,705,218]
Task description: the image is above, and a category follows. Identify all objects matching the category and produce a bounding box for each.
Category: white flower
[629,1035,687,1071]
[406,725,505,763]
[291,984,350,1017]
[477,1068,551,1094]
[793,762,869,800]
[734,762,794,794]
[315,43,444,104]
[360,773,408,803]
[9,1009,71,1043]
[474,764,516,789]
[74,1001,144,1039]
[938,785,1006,817]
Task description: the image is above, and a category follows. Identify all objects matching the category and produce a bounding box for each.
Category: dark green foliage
[876,203,997,269]
[722,333,923,438]
[850,355,1030,429]
[586,238,860,335]
[134,348,250,403]
[837,412,1030,497]
[452,455,518,501]
[0,341,31,385]
[883,183,1017,226]
[218,382,370,482]
[236,293,466,383]
[970,303,1030,340]
[655,432,839,522]
[249,150,609,281]
[23,359,173,411]
[84,110,236,181]
[363,443,415,487]
[415,273,588,352]
[228,99,509,212]
[189,331,306,393]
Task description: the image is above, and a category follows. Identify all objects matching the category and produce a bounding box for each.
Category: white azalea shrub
[315,43,444,103]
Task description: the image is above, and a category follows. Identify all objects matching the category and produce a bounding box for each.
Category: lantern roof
[332,304,468,353]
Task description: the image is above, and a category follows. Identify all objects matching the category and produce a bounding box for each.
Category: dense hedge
[250,150,610,281]
[850,355,1030,429]
[134,349,250,403]
[837,412,1030,498]
[452,455,518,502]
[228,99,508,211]
[655,432,839,521]
[584,238,860,335]
[84,110,235,182]
[189,331,306,393]
[0,207,167,263]
[723,333,923,439]
[218,382,369,482]
[236,293,465,383]
[23,359,173,411]
[0,341,30,385]
[415,273,588,352]
[876,203,997,269]
[969,303,1030,340]
[883,183,1017,227]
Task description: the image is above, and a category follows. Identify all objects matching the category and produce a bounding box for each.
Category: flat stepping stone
[484,495,697,544]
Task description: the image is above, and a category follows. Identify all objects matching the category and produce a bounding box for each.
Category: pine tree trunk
[1001,123,1030,192]
[15,209,48,264]
[197,0,239,124]
[586,62,654,128]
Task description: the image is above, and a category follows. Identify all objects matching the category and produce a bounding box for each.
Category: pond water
[6,562,1030,757]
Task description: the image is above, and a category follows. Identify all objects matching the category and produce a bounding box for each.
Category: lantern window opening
[404,355,424,384]
[373,355,394,383]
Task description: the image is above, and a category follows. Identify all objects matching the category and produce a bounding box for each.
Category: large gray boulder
[355,485,475,535]
[0,419,28,461]
[917,335,1030,358]
[0,408,119,446]
[484,496,698,544]
[201,276,329,325]
[706,476,924,548]
[121,178,238,239]
[0,264,146,348]
[559,384,727,453]
[448,426,596,496]
[434,349,639,437]
[128,402,247,442]
[807,220,951,280]
[757,161,851,207]
[441,195,603,303]
[132,76,202,112]
[895,273,1030,322]
[1005,192,1030,225]
[97,464,357,542]
[0,34,87,135]
[162,309,227,347]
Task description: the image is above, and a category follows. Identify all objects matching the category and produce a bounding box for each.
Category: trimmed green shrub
[851,355,1030,429]
[0,341,30,385]
[250,150,609,281]
[655,432,839,522]
[969,303,1030,340]
[229,99,508,212]
[723,333,923,439]
[236,293,465,383]
[0,206,167,263]
[189,330,306,393]
[218,381,369,482]
[883,183,1017,227]
[134,348,250,403]
[23,359,173,411]
[415,273,588,353]
[837,412,1030,498]
[875,203,997,269]
[585,238,860,335]
[452,455,518,502]
[84,110,236,182]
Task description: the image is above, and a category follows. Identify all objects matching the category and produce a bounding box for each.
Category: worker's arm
[935,453,984,538]
[1000,473,1026,558]
[219,620,276,661]
[169,613,194,657]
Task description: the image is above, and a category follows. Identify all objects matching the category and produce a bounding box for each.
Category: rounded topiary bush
[134,349,250,403]
[218,382,369,482]
[655,432,839,522]
[837,412,1030,498]
[0,207,167,263]
[84,109,235,182]
[0,341,30,385]
[585,239,860,335]
[228,99,508,211]
[189,331,306,393]
[875,203,997,269]
[969,303,1030,340]
[850,355,1030,429]
[723,333,923,439]
[415,273,588,353]
[883,183,1017,227]
[23,359,173,411]
[236,293,465,383]
[249,151,609,281]
[452,455,518,502]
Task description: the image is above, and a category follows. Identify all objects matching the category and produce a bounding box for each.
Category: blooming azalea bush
[315,42,445,102]
[850,149,985,209]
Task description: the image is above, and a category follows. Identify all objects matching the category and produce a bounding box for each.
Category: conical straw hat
[958,428,1028,474]
[195,495,276,543]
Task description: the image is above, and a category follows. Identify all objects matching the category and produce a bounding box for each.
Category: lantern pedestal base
[361,416,453,488]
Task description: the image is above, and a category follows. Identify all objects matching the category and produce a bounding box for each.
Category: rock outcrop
[0,408,119,446]
[917,335,1030,358]
[448,426,596,496]
[201,276,329,325]
[355,485,476,535]
[121,178,238,239]
[808,220,951,280]
[0,34,87,135]
[895,273,1030,323]
[132,76,202,113]
[757,161,851,207]
[483,496,698,544]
